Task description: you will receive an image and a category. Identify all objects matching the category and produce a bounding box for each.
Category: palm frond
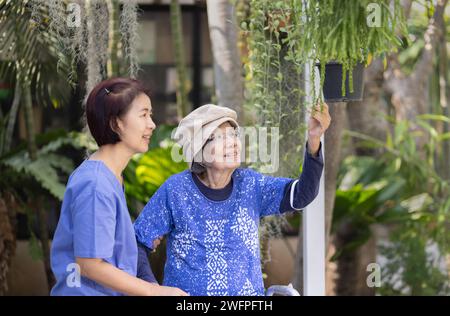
[0,0,75,107]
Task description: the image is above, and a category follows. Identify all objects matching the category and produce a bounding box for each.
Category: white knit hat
[173,104,239,167]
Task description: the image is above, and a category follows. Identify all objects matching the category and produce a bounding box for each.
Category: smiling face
[114,93,156,154]
[201,121,242,172]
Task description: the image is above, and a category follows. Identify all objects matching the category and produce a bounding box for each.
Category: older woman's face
[202,122,241,171]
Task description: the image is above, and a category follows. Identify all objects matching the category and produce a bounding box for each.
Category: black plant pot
[317,62,365,102]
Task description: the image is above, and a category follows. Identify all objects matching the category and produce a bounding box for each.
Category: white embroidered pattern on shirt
[205,219,228,296]
[238,278,258,296]
[172,225,196,269]
[231,206,259,257]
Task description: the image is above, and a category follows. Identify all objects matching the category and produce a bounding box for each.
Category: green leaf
[375,178,406,204]
[124,145,187,204]
[417,114,450,124]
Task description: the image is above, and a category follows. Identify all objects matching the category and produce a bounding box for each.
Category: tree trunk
[346,59,388,156]
[206,0,244,123]
[106,0,120,77]
[36,198,55,292]
[437,10,449,180]
[322,102,348,296]
[0,195,16,295]
[332,60,389,296]
[22,82,55,292]
[334,222,377,296]
[324,102,347,249]
[383,0,448,123]
[84,0,102,100]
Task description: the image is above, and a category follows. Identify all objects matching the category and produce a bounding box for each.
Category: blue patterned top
[134,168,292,296]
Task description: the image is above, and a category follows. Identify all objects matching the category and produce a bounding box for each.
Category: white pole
[302,61,326,296]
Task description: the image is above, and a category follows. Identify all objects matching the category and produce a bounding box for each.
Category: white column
[302,61,326,296]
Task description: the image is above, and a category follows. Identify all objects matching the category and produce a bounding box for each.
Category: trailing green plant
[236,0,310,267]
[241,0,408,104]
[3,0,141,101]
[238,0,307,178]
[334,114,450,295]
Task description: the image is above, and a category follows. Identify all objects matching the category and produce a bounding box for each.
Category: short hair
[85,77,149,146]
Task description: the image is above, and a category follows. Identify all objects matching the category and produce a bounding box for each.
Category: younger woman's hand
[152,236,163,250]
[159,285,189,296]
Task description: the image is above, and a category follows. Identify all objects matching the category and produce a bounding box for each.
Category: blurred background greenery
[0,0,448,296]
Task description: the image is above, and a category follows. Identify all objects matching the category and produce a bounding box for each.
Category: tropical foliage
[123,125,187,217]
[334,115,450,295]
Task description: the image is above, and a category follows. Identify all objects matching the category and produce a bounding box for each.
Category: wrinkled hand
[307,102,331,155]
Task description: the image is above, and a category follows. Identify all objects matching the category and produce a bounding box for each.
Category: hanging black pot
[316,62,365,102]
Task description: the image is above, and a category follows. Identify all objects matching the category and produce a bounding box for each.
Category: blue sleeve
[279,141,324,213]
[256,172,292,218]
[134,182,173,250]
[72,191,116,258]
[136,242,158,283]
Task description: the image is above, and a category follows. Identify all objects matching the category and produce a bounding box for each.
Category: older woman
[134,103,330,296]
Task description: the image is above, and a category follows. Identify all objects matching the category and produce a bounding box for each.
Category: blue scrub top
[50,160,138,296]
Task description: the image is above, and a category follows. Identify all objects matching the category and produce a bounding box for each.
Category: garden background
[0,0,449,296]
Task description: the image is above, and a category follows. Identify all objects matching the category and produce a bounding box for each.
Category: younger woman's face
[115,93,156,154]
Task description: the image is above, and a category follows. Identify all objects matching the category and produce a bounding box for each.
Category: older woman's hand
[307,102,331,155]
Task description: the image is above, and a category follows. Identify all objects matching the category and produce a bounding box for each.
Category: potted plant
[297,0,408,102]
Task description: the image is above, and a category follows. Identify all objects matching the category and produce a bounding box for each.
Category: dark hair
[86,77,149,146]
[191,161,206,175]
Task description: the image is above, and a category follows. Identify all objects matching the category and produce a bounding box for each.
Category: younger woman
[50,78,187,296]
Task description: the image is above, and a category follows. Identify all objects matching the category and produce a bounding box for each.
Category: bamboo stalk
[3,80,21,154]
[106,0,116,77]
[22,82,37,160]
[170,0,190,118]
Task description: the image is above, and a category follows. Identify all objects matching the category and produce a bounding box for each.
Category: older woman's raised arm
[257,141,324,217]
[278,141,324,213]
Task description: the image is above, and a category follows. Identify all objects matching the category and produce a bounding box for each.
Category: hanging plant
[23,0,141,101]
[298,0,408,102]
[239,0,307,177]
